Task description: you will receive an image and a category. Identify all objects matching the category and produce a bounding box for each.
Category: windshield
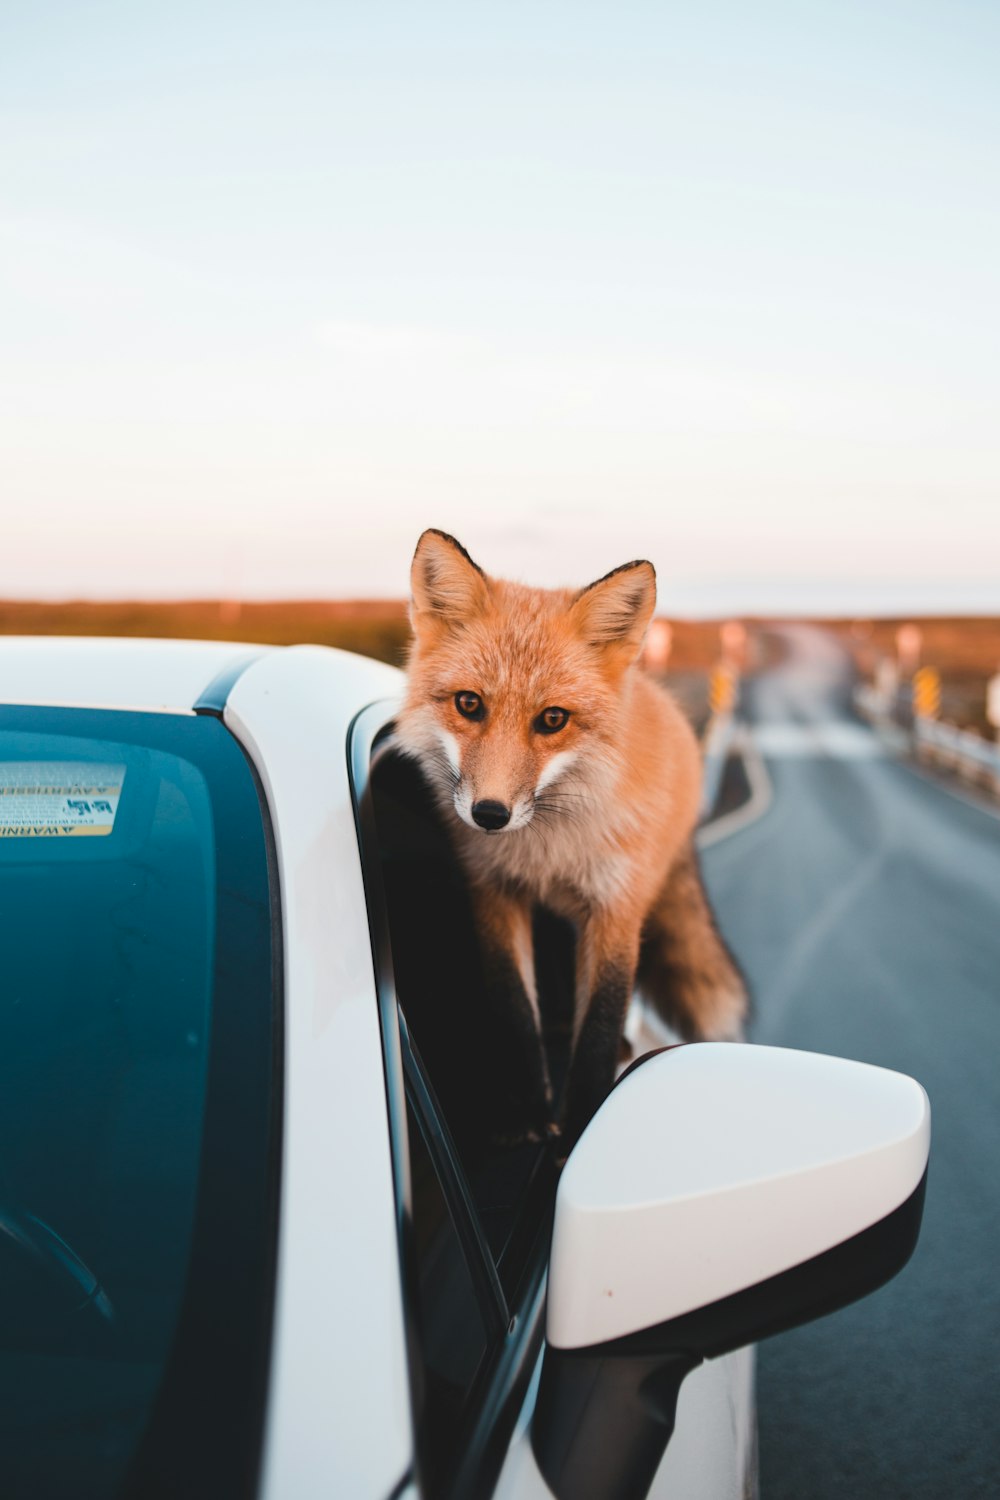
[0,707,278,1500]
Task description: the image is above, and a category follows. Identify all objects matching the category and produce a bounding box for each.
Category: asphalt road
[702,624,1000,1500]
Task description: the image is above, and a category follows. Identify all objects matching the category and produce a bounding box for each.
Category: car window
[351,715,559,1497]
[405,1095,491,1493]
[368,743,565,1279]
[0,708,278,1500]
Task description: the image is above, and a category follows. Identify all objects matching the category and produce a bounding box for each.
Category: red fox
[395,529,748,1148]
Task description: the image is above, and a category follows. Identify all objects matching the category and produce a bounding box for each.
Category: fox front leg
[470,883,555,1145]
[563,909,643,1150]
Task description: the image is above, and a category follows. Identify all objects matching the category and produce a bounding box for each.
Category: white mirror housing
[548,1042,930,1351]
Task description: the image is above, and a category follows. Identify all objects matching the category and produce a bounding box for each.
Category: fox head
[395,529,657,834]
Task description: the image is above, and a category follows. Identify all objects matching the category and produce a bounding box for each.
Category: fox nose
[471,799,511,831]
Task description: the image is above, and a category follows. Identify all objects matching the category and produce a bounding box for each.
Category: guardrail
[855,682,1000,795]
[914,716,1000,792]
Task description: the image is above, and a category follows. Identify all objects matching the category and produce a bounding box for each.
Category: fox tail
[637,843,750,1041]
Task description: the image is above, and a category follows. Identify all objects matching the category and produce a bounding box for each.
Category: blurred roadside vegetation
[0,599,414,667]
[10,603,992,732]
[0,600,735,678]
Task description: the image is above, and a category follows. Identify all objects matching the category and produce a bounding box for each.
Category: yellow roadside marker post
[707,621,745,725]
[709,662,737,717]
[912,666,941,767]
[913,666,940,718]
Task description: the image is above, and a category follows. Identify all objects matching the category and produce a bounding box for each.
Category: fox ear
[570,560,657,662]
[410,529,490,640]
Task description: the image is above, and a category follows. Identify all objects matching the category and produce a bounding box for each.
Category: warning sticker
[0,763,126,838]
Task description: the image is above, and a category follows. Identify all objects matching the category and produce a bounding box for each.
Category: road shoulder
[698,724,774,850]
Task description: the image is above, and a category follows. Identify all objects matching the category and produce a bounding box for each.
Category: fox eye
[535,706,570,735]
[455,691,485,721]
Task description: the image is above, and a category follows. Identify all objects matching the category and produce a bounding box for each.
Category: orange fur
[395,529,747,1145]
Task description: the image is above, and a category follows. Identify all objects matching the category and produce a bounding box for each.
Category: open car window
[368,740,566,1280]
[350,711,562,1497]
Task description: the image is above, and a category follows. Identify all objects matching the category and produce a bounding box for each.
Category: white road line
[750,722,885,759]
[697,724,774,850]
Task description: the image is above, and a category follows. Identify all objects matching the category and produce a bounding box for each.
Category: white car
[0,637,930,1500]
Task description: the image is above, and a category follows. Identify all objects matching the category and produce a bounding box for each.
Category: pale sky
[2,1,999,612]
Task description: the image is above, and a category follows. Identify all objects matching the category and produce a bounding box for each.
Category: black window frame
[0,702,283,1500]
[349,701,554,1500]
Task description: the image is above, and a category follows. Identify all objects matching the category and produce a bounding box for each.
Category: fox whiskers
[532,788,590,832]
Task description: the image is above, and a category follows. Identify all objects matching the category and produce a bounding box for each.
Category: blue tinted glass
[0,713,276,1500]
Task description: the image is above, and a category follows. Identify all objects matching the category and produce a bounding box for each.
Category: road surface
[702,624,1000,1499]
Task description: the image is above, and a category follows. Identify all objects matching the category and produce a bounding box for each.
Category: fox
[394,528,748,1149]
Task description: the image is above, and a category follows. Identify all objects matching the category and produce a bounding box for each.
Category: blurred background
[4,3,999,1497]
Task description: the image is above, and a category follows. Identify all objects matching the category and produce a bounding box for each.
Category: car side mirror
[533,1043,930,1500]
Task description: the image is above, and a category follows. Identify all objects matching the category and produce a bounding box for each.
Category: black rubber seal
[193,652,265,716]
